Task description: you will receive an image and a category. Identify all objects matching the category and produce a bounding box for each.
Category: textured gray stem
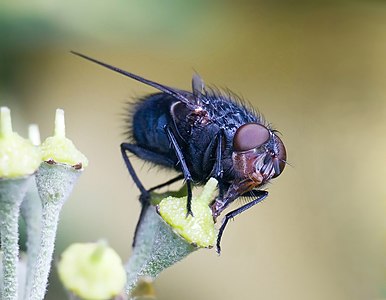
[27,162,81,300]
[125,206,197,296]
[20,176,42,299]
[0,177,31,300]
[28,201,61,300]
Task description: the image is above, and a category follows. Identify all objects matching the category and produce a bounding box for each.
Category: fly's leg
[121,143,150,247]
[148,174,185,192]
[131,201,150,247]
[216,190,268,254]
[213,129,225,199]
[121,143,184,246]
[121,143,149,199]
[164,126,194,217]
[121,142,179,199]
[131,174,185,247]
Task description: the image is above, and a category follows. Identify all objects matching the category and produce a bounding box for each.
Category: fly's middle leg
[213,129,225,199]
[164,126,194,217]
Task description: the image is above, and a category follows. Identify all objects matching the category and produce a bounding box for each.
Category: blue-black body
[131,94,177,164]
[131,90,262,185]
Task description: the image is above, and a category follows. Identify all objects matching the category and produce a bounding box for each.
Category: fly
[71,51,287,253]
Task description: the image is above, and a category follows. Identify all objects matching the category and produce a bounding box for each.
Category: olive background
[1,1,385,299]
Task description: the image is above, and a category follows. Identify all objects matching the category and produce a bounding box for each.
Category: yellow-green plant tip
[40,109,88,167]
[0,107,12,137]
[0,108,41,178]
[158,178,218,248]
[90,240,108,262]
[197,177,218,205]
[54,108,65,138]
[40,135,88,167]
[58,243,126,300]
[28,124,41,146]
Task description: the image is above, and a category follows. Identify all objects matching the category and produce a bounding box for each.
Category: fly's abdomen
[132,93,177,154]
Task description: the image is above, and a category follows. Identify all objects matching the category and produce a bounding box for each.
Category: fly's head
[211,122,286,218]
[231,123,286,194]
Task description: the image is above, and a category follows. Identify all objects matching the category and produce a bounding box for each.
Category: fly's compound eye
[233,123,270,152]
[272,134,287,178]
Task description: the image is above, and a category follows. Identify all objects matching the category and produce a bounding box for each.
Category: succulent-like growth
[58,241,126,300]
[40,109,88,168]
[0,107,41,178]
[0,107,40,300]
[25,108,88,300]
[126,179,218,295]
[157,177,217,248]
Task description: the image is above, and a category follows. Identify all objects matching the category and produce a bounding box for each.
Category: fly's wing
[71,51,199,109]
[169,101,193,143]
[170,73,213,143]
[192,73,206,103]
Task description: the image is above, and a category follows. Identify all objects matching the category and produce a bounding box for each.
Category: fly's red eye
[233,123,270,152]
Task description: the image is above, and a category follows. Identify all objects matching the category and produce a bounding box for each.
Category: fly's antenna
[71,51,195,107]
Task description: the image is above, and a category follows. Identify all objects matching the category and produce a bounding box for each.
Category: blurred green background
[1,0,385,299]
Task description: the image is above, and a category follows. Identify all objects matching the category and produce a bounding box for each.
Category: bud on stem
[126,178,218,296]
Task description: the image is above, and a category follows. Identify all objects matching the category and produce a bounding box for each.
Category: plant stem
[125,206,196,295]
[0,177,31,300]
[27,162,80,300]
[20,177,42,299]
[28,201,62,300]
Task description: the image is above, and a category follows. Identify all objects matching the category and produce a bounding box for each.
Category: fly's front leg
[216,190,268,254]
[164,126,194,217]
